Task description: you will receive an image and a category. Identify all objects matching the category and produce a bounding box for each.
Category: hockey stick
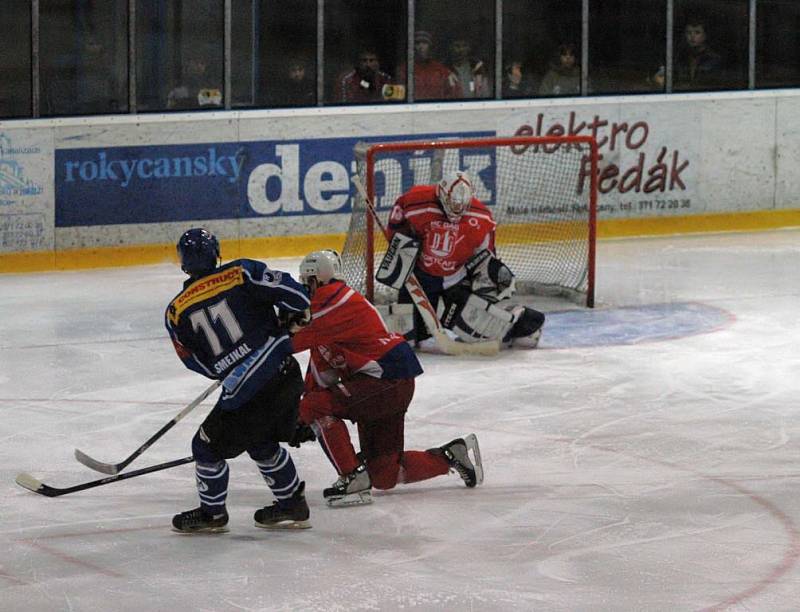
[15,456,195,498]
[352,176,500,356]
[74,379,221,475]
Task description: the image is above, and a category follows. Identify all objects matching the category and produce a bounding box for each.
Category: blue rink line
[539,301,735,349]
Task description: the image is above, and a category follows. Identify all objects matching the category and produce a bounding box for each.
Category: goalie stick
[15,456,195,498]
[75,379,221,475]
[352,176,499,356]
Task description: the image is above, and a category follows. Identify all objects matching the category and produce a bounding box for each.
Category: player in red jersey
[386,170,545,350]
[290,249,483,506]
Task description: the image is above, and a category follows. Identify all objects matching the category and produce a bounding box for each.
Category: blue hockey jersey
[165,259,310,410]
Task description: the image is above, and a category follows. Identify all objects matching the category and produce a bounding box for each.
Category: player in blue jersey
[166,228,313,533]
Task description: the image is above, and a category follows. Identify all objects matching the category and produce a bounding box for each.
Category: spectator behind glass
[77,36,122,113]
[399,30,460,100]
[539,43,580,96]
[270,57,316,107]
[675,16,723,90]
[167,56,222,110]
[447,38,490,99]
[502,61,535,98]
[335,48,395,103]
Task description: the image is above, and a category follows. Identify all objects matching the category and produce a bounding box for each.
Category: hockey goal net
[340,135,598,307]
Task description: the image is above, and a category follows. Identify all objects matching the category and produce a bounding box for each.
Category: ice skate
[323,462,373,507]
[254,481,311,529]
[172,506,229,534]
[429,433,484,487]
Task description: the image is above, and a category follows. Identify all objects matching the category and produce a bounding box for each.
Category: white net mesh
[341,137,597,306]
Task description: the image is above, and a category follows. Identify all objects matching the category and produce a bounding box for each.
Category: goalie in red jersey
[290,249,483,506]
[385,169,545,351]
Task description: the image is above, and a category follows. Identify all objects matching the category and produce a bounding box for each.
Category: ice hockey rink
[1,228,799,611]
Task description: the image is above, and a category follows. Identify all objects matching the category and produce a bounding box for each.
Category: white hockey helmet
[436,170,474,221]
[299,249,342,285]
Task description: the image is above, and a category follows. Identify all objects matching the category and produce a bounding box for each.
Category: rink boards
[1,90,799,272]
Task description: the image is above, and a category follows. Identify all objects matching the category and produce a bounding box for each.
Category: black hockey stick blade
[74,379,221,475]
[74,447,127,475]
[15,456,195,498]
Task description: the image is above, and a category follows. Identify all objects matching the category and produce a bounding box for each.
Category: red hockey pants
[299,375,449,489]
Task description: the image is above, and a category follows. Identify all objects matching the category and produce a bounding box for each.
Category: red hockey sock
[314,416,359,475]
[398,450,450,484]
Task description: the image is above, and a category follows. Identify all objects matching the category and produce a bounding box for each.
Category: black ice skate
[323,462,373,507]
[254,481,311,529]
[172,506,229,534]
[429,433,484,487]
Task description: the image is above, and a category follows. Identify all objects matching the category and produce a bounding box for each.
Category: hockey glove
[376,232,420,290]
[465,250,516,301]
[279,308,312,335]
[288,422,317,448]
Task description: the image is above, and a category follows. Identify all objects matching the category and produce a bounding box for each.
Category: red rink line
[16,525,166,580]
[587,442,800,611]
[20,524,165,540]
[0,568,29,585]
[0,397,188,407]
[21,540,124,578]
[417,417,800,609]
[699,476,800,612]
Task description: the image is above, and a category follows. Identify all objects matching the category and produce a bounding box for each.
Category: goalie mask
[299,249,342,286]
[436,170,474,221]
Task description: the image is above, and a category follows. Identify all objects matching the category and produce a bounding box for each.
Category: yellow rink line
[1,209,799,274]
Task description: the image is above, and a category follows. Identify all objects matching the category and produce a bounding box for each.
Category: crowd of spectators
[1,9,764,119]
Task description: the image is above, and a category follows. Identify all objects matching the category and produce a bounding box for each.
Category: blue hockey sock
[250,444,301,508]
[195,460,229,514]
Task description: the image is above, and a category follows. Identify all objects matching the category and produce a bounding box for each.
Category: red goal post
[340,135,598,307]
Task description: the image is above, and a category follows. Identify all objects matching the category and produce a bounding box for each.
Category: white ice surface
[1,229,800,611]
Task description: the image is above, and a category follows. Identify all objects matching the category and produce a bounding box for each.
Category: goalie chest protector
[388,186,496,277]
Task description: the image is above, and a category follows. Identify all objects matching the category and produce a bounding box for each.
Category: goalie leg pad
[376,233,420,290]
[376,302,415,336]
[442,290,515,342]
[502,306,545,348]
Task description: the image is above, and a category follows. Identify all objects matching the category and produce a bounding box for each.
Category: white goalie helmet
[436,170,474,221]
[299,249,343,285]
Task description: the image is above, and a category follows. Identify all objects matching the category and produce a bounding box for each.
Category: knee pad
[299,390,335,424]
[246,440,281,463]
[191,428,220,465]
[367,454,401,490]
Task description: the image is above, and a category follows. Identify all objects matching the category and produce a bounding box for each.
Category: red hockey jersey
[291,280,422,390]
[397,60,461,100]
[387,185,496,283]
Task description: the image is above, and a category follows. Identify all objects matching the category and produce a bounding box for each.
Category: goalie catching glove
[376,233,420,290]
[464,250,516,301]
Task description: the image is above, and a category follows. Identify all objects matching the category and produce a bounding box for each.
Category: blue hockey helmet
[177,228,220,277]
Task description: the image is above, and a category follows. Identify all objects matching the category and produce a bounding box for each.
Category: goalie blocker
[376,233,420,290]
